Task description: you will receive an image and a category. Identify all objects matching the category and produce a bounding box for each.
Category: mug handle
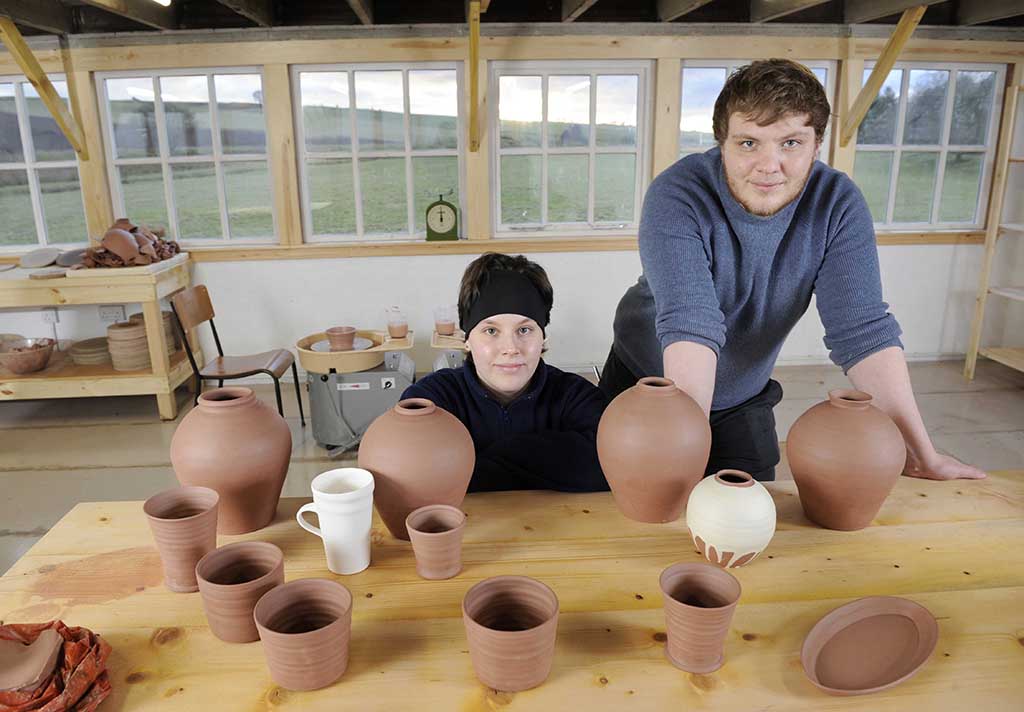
[296,503,323,539]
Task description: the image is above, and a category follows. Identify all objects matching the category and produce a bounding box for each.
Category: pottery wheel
[310,337,373,353]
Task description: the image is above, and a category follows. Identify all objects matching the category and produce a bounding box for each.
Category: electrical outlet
[98,305,126,324]
[40,307,59,324]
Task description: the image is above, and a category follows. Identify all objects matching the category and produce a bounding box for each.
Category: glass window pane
[548,75,590,147]
[680,67,725,151]
[354,71,404,152]
[893,152,939,222]
[595,154,636,222]
[223,161,273,238]
[0,83,22,162]
[853,151,894,222]
[409,70,458,150]
[950,71,996,146]
[499,76,541,148]
[37,167,87,244]
[0,170,35,245]
[107,77,159,158]
[214,74,266,154]
[24,81,74,162]
[904,69,949,145]
[171,163,220,239]
[120,164,168,229]
[413,156,459,233]
[812,67,827,86]
[300,72,350,153]
[857,69,901,145]
[939,152,984,223]
[360,157,407,233]
[160,76,212,157]
[548,154,588,222]
[308,158,356,235]
[500,155,541,224]
[596,75,637,147]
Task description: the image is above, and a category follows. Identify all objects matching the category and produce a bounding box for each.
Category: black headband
[461,270,549,337]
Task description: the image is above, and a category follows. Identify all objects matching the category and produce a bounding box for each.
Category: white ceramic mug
[296,468,375,575]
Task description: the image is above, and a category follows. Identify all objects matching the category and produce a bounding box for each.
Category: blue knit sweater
[612,147,903,410]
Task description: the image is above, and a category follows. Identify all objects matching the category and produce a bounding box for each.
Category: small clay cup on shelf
[143,486,219,593]
[659,562,741,673]
[406,504,467,580]
[325,326,356,351]
[196,541,284,643]
[462,575,559,691]
[254,578,354,691]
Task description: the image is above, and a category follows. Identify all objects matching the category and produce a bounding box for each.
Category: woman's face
[466,313,544,404]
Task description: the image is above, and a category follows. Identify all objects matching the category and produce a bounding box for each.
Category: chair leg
[194,375,202,406]
[218,379,223,389]
[273,377,284,419]
[291,360,306,427]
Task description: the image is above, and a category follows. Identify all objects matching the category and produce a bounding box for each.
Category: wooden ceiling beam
[844,0,943,24]
[214,0,274,27]
[562,0,601,22]
[344,0,373,25]
[0,0,72,35]
[751,0,832,23]
[657,0,715,22]
[957,0,1024,25]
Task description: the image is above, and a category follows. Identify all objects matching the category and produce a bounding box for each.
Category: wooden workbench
[0,256,199,420]
[0,473,1021,710]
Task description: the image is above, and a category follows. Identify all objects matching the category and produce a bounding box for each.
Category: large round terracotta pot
[786,389,906,531]
[357,398,474,540]
[597,377,711,523]
[170,387,292,534]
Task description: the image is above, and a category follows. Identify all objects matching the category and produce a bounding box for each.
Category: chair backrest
[172,285,215,331]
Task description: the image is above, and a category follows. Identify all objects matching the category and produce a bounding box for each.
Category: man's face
[720,112,820,217]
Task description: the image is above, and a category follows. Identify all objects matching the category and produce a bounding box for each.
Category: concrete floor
[2,359,1023,575]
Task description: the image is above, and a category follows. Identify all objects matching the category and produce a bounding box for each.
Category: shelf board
[980,346,1024,374]
[989,286,1024,302]
[1000,223,1024,234]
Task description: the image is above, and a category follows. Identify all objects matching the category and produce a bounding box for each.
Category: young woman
[401,253,608,492]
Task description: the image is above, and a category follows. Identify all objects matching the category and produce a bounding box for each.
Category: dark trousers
[598,346,783,481]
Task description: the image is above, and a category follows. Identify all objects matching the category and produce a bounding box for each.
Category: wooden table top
[1,472,1021,710]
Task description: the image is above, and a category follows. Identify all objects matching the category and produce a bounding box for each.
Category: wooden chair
[171,285,305,426]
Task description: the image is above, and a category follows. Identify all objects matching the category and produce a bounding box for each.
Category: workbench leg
[143,296,174,421]
[157,392,177,420]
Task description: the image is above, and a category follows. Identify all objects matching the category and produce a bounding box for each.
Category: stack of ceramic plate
[128,311,180,355]
[69,337,111,366]
[106,321,150,371]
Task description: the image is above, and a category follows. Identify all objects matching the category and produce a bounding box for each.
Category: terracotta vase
[597,377,711,522]
[254,578,353,691]
[462,576,559,692]
[196,542,284,643]
[143,486,219,593]
[406,504,467,580]
[326,326,356,351]
[170,387,292,535]
[786,389,906,531]
[659,562,741,674]
[686,470,777,568]
[358,398,474,540]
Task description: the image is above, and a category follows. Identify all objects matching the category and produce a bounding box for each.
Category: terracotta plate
[310,337,372,353]
[802,596,938,696]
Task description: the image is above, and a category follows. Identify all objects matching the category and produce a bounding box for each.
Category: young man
[601,58,983,483]
[402,252,608,492]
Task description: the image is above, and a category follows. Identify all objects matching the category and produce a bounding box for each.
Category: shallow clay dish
[310,337,372,353]
[18,247,61,269]
[801,596,938,696]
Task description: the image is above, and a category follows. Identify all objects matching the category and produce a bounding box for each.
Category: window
[491,60,651,236]
[679,60,835,163]
[294,63,463,241]
[853,63,1004,228]
[97,69,274,243]
[0,76,88,249]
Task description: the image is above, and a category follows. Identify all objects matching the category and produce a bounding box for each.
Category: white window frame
[292,62,466,243]
[490,59,653,238]
[679,59,837,165]
[856,61,1005,230]
[0,73,87,252]
[96,67,276,245]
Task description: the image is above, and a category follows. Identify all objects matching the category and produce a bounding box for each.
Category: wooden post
[831,54,863,175]
[651,57,681,178]
[262,64,303,246]
[839,5,926,148]
[468,0,481,153]
[465,58,490,239]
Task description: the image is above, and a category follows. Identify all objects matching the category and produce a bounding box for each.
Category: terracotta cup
[406,504,467,580]
[462,575,559,692]
[325,326,356,351]
[196,542,284,643]
[659,562,741,673]
[143,486,219,593]
[254,578,354,691]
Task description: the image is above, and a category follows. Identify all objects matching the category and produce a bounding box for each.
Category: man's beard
[723,163,813,218]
